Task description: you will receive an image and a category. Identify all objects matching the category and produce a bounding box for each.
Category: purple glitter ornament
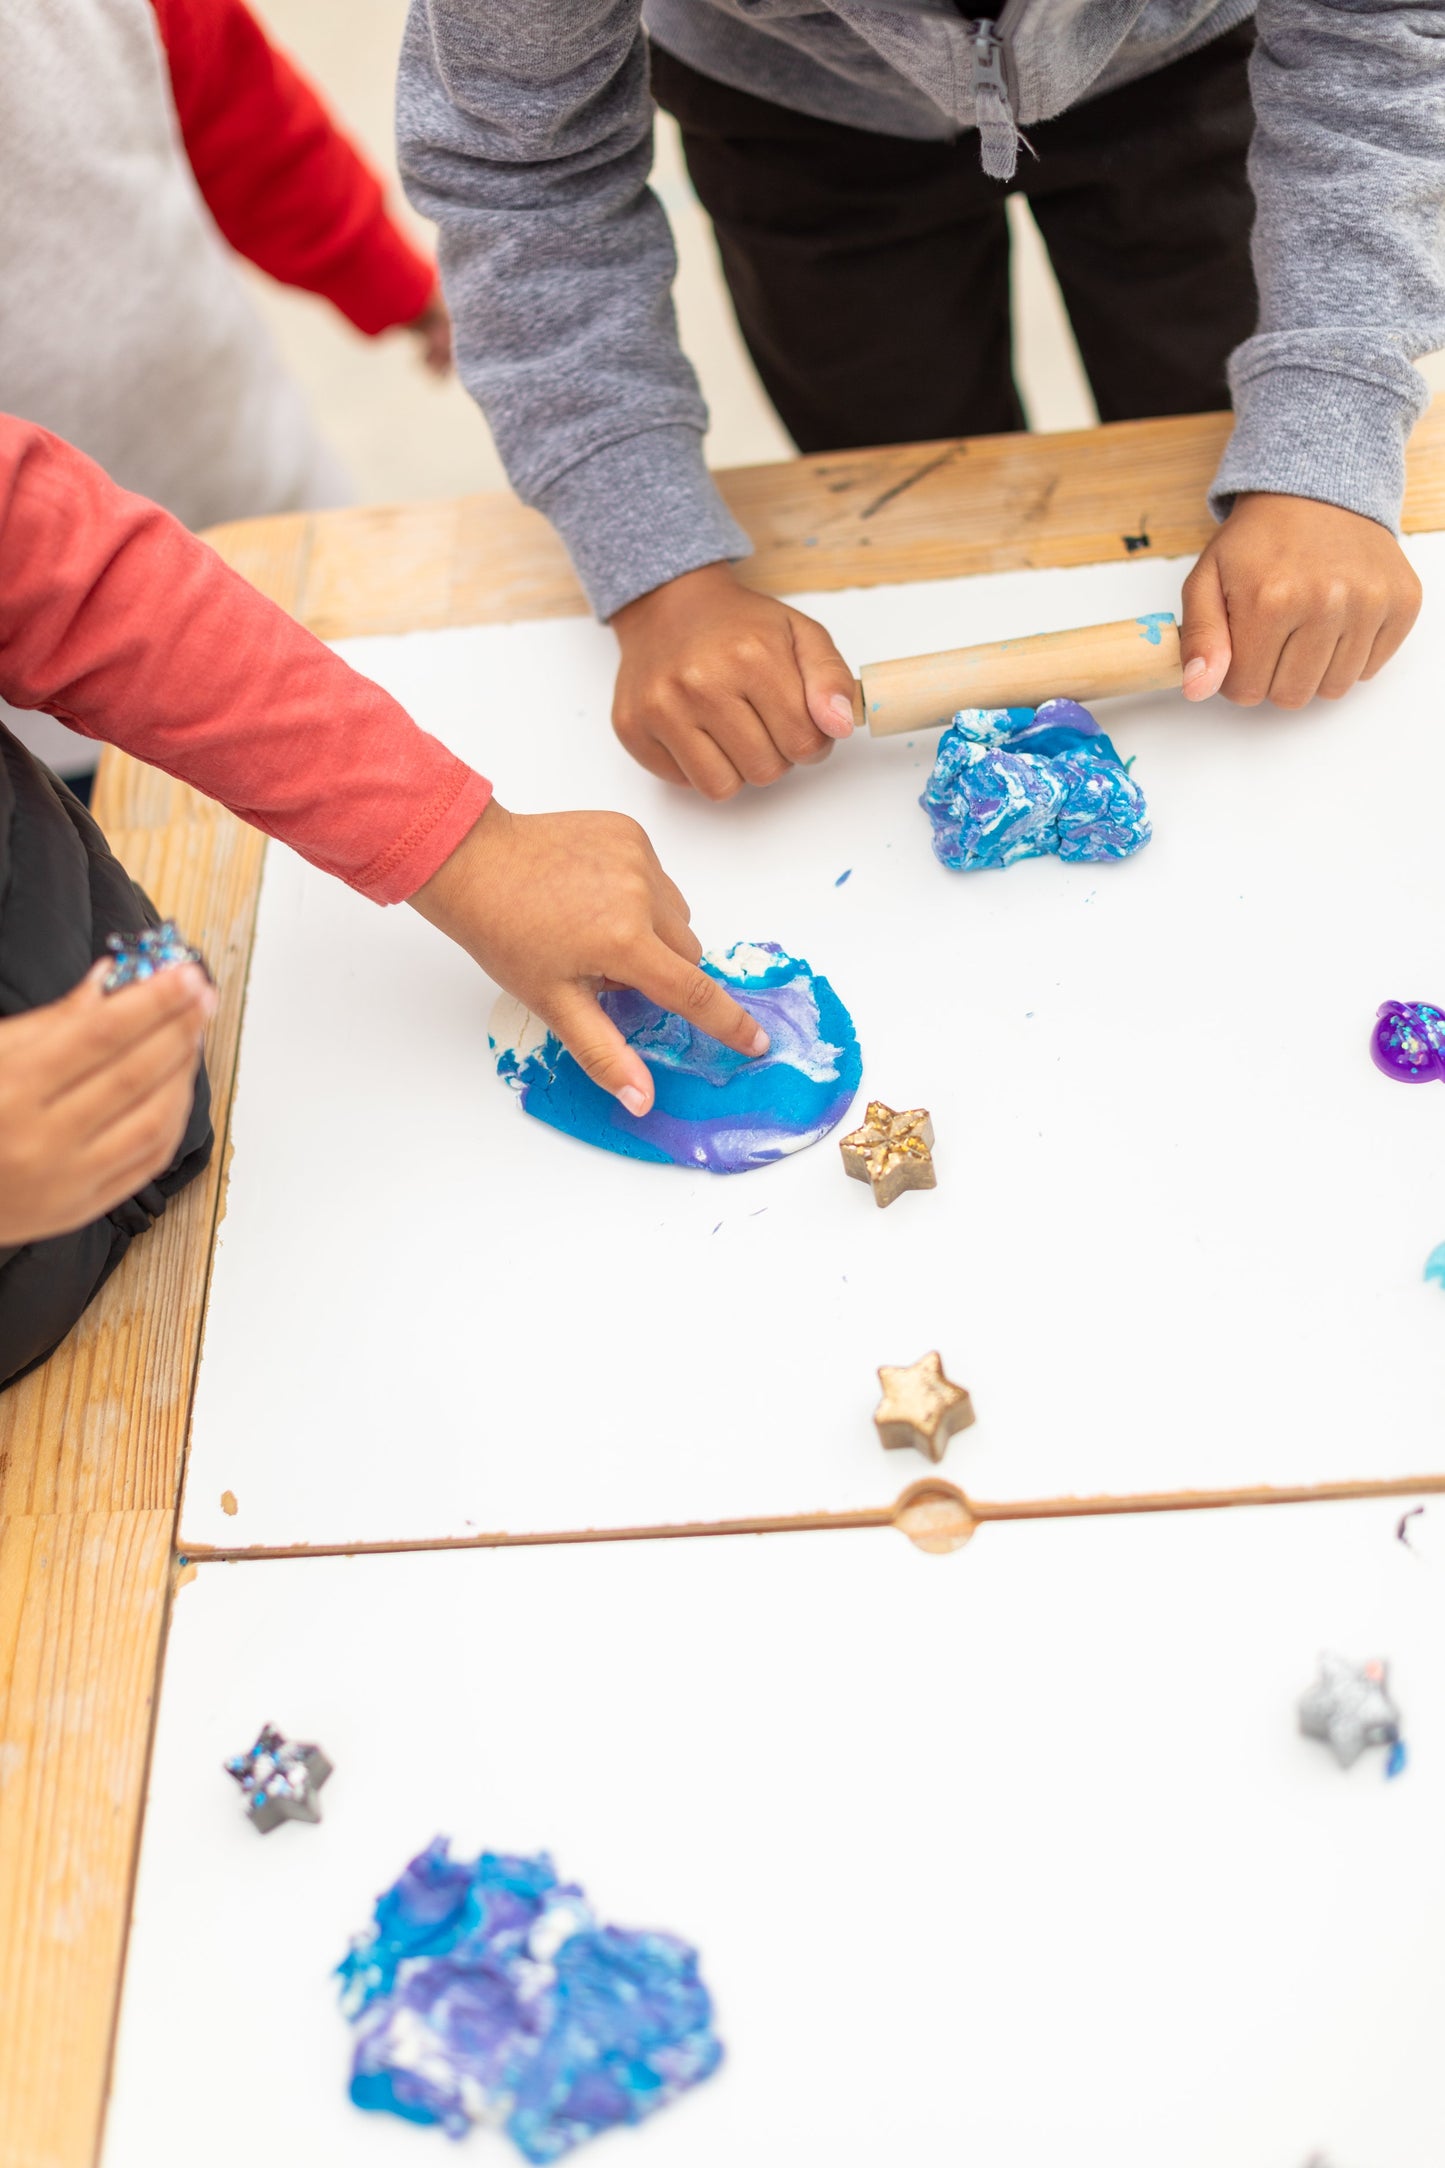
[1370,999,1445,1084]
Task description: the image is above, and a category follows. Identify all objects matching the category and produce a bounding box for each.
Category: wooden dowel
[852,613,1183,737]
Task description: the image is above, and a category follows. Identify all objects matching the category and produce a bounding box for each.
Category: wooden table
[3,406,1444,2167]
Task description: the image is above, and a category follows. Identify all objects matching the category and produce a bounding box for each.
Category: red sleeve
[0,418,491,904]
[150,0,436,336]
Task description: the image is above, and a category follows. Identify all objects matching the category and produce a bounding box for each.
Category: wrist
[611,561,739,638]
[408,798,513,954]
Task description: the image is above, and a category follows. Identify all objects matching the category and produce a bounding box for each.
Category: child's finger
[1267,622,1342,710]
[1179,554,1232,701]
[545,988,656,1116]
[791,611,858,740]
[61,1008,204,1145]
[615,726,690,790]
[1361,598,1421,682]
[654,915,704,968]
[632,943,770,1062]
[1316,624,1376,700]
[74,1073,198,1216]
[670,729,746,803]
[39,961,212,1099]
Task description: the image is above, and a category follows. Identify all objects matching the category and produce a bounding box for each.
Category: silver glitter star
[102,919,207,993]
[1298,1654,1400,1769]
[225,1722,333,1833]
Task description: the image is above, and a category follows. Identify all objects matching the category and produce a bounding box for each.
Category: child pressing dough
[0,418,766,1390]
[398,1,1441,796]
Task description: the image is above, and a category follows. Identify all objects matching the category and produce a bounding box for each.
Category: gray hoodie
[398,1,1445,622]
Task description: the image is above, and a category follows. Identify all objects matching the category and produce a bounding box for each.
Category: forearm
[1210,0,1445,533]
[0,419,489,903]
[152,0,435,334]
[397,0,749,617]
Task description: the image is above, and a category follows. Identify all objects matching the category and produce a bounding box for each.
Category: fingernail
[824,694,856,736]
[617,1084,647,1117]
[1182,656,1208,684]
[749,1027,770,1057]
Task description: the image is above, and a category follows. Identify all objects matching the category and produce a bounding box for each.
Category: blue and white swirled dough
[920,699,1152,871]
[489,941,863,1173]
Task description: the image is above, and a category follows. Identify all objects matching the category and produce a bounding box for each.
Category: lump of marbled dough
[919,698,1151,872]
[339,1840,722,2160]
[491,939,862,1173]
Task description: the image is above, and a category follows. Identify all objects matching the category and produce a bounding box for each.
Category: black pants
[651,27,1258,451]
[0,728,213,1390]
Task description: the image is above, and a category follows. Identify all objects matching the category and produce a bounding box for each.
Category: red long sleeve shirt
[151,0,435,336]
[0,417,491,904]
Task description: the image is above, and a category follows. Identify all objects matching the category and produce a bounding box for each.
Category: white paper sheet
[107,1496,1445,2167]
[183,543,1445,1548]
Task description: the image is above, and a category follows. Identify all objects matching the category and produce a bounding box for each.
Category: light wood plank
[98,400,1445,830]
[201,398,1445,642]
[0,1511,173,2168]
[0,817,264,1515]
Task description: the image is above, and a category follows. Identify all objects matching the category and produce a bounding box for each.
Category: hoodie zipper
[967,17,1025,182]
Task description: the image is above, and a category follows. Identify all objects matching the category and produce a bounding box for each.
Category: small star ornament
[225,1722,333,1833]
[840,1101,936,1208]
[1298,1654,1401,1769]
[874,1352,974,1464]
[102,919,208,994]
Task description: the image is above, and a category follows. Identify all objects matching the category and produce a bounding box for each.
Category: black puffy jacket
[0,727,212,1390]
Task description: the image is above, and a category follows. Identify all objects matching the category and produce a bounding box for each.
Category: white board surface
[108,1497,1445,2166]
[184,543,1445,1549]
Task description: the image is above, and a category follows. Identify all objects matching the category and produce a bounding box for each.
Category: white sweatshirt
[0,0,346,535]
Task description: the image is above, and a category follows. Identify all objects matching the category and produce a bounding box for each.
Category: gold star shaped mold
[874,1352,975,1465]
[840,1101,936,1208]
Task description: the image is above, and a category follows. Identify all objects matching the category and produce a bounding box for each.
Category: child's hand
[1181,494,1422,709]
[409,802,770,1114]
[610,563,857,797]
[408,290,453,377]
[0,960,214,1246]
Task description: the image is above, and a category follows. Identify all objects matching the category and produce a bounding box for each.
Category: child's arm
[151,0,439,347]
[397,2,857,793]
[1183,0,1445,708]
[0,416,763,1110]
[0,416,491,904]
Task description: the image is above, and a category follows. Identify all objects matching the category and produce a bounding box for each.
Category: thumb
[547,988,655,1119]
[789,609,859,740]
[1179,551,1232,701]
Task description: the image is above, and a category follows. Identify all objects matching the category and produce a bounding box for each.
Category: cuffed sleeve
[1211,343,1431,535]
[0,415,491,904]
[1209,0,1445,533]
[398,0,749,617]
[535,424,750,620]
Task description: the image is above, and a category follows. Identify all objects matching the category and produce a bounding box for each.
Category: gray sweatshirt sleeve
[396,0,750,621]
[1210,0,1445,535]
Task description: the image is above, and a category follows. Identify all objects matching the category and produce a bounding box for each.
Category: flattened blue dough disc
[489,940,862,1173]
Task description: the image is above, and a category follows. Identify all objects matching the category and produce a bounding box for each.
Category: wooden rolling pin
[850,613,1183,738]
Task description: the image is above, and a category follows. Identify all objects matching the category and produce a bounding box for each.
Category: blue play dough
[491,941,862,1173]
[338,1841,722,2160]
[919,697,1152,872]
